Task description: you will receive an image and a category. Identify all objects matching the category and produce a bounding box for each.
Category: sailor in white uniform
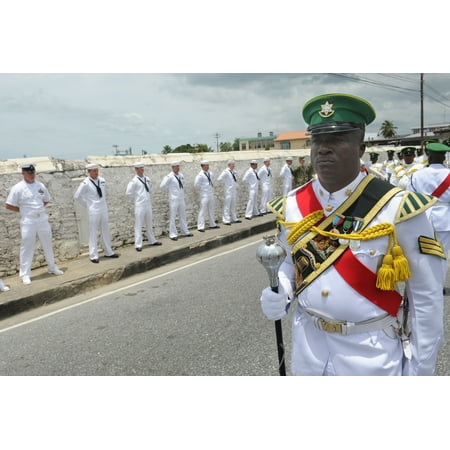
[194,160,219,232]
[260,93,444,376]
[407,142,450,282]
[258,157,273,214]
[390,147,424,188]
[242,160,260,220]
[126,162,162,251]
[5,163,64,284]
[217,159,240,225]
[159,161,193,241]
[73,163,119,263]
[279,156,294,195]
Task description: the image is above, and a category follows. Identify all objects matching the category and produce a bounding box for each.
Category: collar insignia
[319,101,335,118]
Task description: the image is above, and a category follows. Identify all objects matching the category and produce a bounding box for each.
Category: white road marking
[0,239,260,334]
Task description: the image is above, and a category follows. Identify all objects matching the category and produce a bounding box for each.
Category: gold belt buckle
[319,318,343,334]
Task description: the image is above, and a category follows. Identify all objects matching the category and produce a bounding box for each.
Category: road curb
[0,219,277,320]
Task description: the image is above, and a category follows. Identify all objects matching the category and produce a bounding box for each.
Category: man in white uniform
[217,159,240,225]
[74,163,119,263]
[242,160,260,220]
[126,162,162,251]
[159,161,193,241]
[390,147,423,188]
[258,157,273,214]
[279,156,294,195]
[261,93,444,376]
[407,142,450,283]
[194,160,219,232]
[5,163,64,284]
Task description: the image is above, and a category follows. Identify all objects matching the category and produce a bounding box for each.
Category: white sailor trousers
[169,197,189,238]
[197,193,216,229]
[223,188,237,223]
[245,188,259,218]
[19,217,57,278]
[259,183,272,213]
[134,205,157,247]
[88,210,113,259]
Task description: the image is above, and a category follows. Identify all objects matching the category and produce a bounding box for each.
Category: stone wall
[0,150,310,277]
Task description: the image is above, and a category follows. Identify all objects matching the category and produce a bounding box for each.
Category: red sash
[431,172,450,198]
[295,180,402,316]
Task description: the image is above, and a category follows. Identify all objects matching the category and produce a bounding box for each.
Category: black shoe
[151,241,162,246]
[170,237,178,241]
[245,217,252,220]
[90,258,99,263]
[233,220,242,223]
[181,233,193,237]
[198,229,205,232]
[209,225,220,229]
[136,247,142,252]
[224,222,231,226]
[104,253,119,258]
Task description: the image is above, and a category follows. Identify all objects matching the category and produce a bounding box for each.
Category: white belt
[302,308,398,336]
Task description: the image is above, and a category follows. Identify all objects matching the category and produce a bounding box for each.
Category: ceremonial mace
[256,235,287,376]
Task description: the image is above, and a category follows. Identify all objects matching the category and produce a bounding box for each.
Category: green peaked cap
[426,142,450,152]
[302,93,376,135]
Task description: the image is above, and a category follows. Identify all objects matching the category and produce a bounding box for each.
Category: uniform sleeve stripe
[395,191,437,224]
[418,235,446,259]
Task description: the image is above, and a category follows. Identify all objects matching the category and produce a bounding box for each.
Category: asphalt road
[0,231,448,376]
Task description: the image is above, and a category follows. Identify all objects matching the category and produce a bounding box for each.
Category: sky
[1,72,449,161]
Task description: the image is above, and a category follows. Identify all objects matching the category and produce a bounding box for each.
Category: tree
[196,143,213,153]
[232,138,240,151]
[220,142,233,152]
[378,120,398,139]
[162,145,173,154]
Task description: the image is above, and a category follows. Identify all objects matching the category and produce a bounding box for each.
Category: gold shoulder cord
[281,175,411,291]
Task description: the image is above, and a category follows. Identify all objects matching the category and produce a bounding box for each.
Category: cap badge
[319,101,335,118]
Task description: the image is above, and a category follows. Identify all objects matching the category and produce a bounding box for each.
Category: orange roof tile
[274,131,309,141]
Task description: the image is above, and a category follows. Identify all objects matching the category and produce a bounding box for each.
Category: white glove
[260,286,289,321]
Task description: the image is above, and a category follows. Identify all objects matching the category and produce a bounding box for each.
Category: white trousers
[88,211,114,259]
[245,188,259,218]
[169,198,189,238]
[436,230,450,282]
[259,184,272,213]
[222,190,237,223]
[134,205,157,248]
[291,308,403,376]
[197,193,216,229]
[19,218,57,278]
[282,179,292,196]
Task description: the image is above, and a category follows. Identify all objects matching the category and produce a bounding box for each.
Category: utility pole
[112,144,119,155]
[213,132,221,152]
[420,73,424,152]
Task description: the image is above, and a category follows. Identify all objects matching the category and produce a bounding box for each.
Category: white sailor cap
[21,163,36,172]
[200,160,209,165]
[171,161,180,167]
[85,163,99,170]
[263,157,271,162]
[133,162,145,168]
[250,160,258,164]
[285,156,293,161]
[227,159,235,164]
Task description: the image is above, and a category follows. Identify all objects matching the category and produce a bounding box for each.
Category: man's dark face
[403,153,415,164]
[311,131,364,191]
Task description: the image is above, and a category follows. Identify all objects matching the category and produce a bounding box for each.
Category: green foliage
[378,120,398,139]
[220,142,233,152]
[232,138,240,151]
[162,145,173,154]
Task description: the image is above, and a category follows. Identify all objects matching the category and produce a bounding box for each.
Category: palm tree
[379,120,398,139]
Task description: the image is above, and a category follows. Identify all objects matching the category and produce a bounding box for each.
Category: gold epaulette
[395,190,437,224]
[267,195,286,220]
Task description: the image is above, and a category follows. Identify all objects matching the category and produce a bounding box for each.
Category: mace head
[256,235,286,288]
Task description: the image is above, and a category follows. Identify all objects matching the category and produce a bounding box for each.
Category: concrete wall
[0,150,311,277]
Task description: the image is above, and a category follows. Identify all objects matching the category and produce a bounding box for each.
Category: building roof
[240,135,275,141]
[274,131,309,141]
